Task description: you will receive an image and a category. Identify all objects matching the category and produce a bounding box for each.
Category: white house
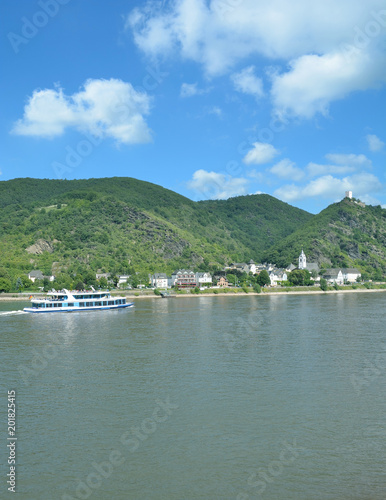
[324,269,344,285]
[28,270,44,282]
[117,275,131,287]
[28,270,55,282]
[195,272,212,286]
[248,260,257,274]
[150,273,169,288]
[342,268,361,283]
[269,269,288,286]
[323,268,361,284]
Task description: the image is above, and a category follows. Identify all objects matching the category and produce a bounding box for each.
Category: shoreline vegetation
[2,285,386,301]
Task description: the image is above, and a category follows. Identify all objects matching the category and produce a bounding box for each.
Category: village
[24,250,362,292]
[147,250,362,290]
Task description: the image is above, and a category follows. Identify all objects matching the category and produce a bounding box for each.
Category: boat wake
[0,310,27,316]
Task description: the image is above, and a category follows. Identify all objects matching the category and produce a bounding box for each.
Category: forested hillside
[0,177,311,281]
[263,197,386,279]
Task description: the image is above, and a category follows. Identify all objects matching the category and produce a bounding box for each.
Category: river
[1,293,385,499]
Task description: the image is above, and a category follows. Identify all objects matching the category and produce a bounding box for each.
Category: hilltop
[0,177,311,278]
[262,197,386,279]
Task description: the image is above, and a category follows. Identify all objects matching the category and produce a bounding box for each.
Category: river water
[1,293,386,499]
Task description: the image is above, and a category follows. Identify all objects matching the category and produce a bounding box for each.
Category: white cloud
[231,66,264,99]
[187,169,248,199]
[366,134,385,152]
[270,49,386,119]
[306,162,356,177]
[325,153,372,168]
[207,106,222,116]
[180,82,208,97]
[306,153,373,177]
[11,79,152,144]
[270,158,304,181]
[243,142,279,165]
[127,0,384,74]
[127,0,386,117]
[274,172,382,202]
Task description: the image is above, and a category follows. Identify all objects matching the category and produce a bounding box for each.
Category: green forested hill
[0,177,311,278]
[262,198,386,278]
[2,178,386,283]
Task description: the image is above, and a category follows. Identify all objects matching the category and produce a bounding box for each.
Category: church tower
[299,249,307,269]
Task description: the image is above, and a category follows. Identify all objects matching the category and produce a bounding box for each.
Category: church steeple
[299,249,307,269]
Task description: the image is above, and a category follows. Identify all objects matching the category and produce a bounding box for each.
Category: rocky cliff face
[26,239,55,255]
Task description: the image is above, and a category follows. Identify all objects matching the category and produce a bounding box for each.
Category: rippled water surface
[1,293,386,499]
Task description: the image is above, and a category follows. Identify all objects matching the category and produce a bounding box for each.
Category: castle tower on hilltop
[345,190,352,199]
[299,249,307,270]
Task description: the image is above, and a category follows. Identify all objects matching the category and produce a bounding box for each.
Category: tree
[226,273,237,286]
[21,276,33,289]
[84,271,97,288]
[288,269,312,286]
[253,283,261,293]
[74,281,84,291]
[257,270,270,287]
[54,273,73,290]
[129,275,138,288]
[319,278,328,291]
[0,278,11,293]
[98,277,108,289]
[15,277,23,292]
[43,278,51,292]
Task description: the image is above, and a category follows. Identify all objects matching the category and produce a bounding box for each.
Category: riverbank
[3,287,386,301]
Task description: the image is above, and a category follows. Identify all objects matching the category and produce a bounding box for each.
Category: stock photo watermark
[18,330,75,386]
[213,0,244,20]
[350,342,386,395]
[224,308,268,353]
[236,438,305,499]
[340,10,386,62]
[6,390,17,493]
[61,397,178,500]
[8,0,71,54]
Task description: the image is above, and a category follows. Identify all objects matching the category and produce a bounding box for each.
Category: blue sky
[1,0,386,213]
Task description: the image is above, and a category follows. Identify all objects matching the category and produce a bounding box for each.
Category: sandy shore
[2,287,385,302]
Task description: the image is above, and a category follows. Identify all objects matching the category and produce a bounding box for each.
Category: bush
[154,288,161,295]
[253,283,261,293]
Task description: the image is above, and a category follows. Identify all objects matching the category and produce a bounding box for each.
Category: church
[298,249,319,273]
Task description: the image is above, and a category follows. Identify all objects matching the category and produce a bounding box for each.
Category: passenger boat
[23,288,134,313]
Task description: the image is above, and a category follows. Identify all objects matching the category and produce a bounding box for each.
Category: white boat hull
[24,302,134,313]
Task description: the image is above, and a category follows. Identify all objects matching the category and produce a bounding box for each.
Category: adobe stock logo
[8,0,71,54]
